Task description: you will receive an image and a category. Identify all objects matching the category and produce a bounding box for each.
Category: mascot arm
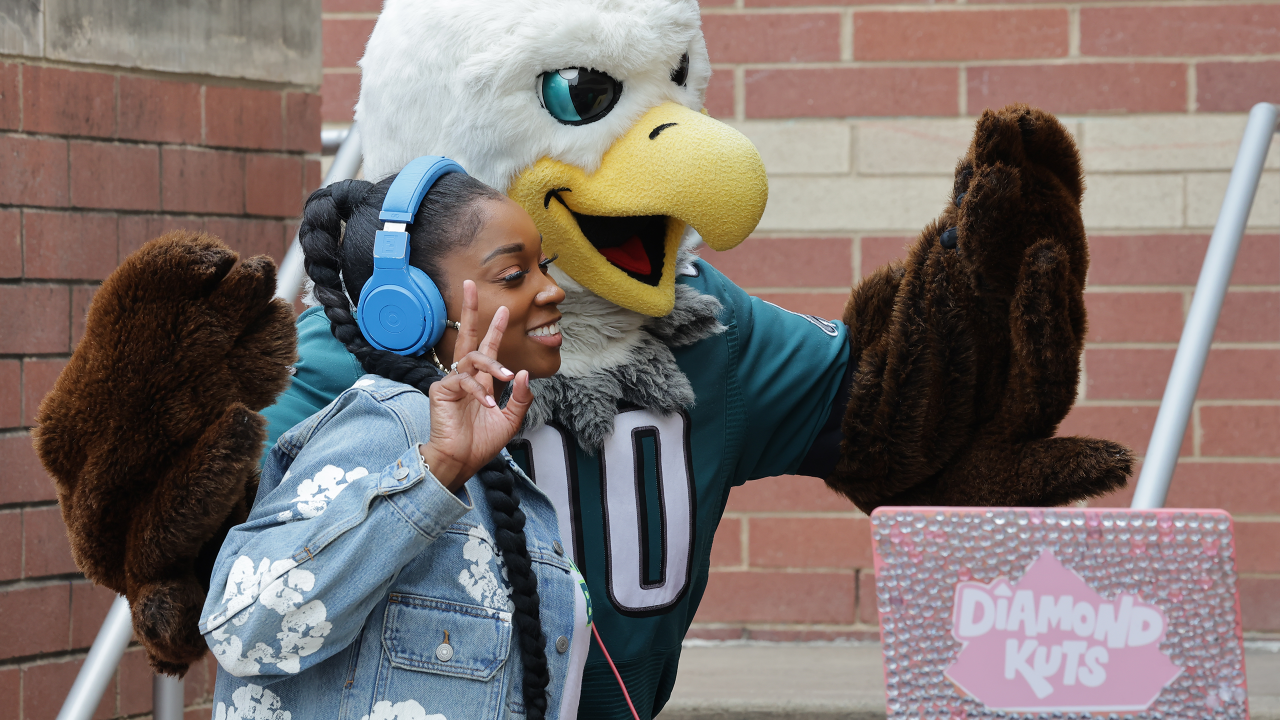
[202,397,472,678]
[717,269,852,483]
[825,105,1133,514]
[33,233,297,674]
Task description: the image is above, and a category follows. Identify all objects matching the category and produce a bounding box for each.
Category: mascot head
[356,0,768,317]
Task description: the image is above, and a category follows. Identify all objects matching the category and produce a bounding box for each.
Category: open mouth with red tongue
[564,206,668,286]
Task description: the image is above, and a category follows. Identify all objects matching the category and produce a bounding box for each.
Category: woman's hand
[419,280,533,491]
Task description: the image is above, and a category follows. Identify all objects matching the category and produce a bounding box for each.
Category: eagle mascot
[34,0,1133,717]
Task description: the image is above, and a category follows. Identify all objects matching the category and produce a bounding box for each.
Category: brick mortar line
[723,511,868,519]
[321,12,380,19]
[0,206,306,222]
[840,8,854,62]
[0,131,320,158]
[0,54,320,93]
[1072,399,1280,408]
[708,567,858,575]
[688,622,879,630]
[1156,454,1280,460]
[764,168,1278,178]
[699,0,1280,12]
[741,285,1280,295]
[741,229,1280,240]
[722,511,1280,520]
[0,643,178,674]
[0,356,77,366]
[0,647,93,672]
[740,286,857,293]
[1085,285,1280,292]
[0,500,59,512]
[713,56,1280,70]
[741,225,1277,235]
[1084,341,1280,348]
[0,573,86,593]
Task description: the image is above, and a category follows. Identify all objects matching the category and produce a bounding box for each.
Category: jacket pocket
[382,593,512,681]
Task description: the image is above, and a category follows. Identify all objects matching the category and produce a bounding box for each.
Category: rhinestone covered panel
[871,507,1248,719]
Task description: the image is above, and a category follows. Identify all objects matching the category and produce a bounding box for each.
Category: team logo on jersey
[762,300,840,337]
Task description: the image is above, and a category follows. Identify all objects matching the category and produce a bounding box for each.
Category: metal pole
[321,127,352,155]
[56,595,133,720]
[154,673,185,720]
[275,122,364,305]
[1131,102,1280,510]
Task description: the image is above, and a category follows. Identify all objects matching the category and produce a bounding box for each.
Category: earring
[446,320,461,330]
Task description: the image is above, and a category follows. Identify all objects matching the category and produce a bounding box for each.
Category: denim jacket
[199,375,585,720]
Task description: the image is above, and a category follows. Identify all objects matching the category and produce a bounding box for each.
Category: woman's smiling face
[433,196,565,379]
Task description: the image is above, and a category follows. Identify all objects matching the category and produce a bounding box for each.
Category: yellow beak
[508,102,768,317]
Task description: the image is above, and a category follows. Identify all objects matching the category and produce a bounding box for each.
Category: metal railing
[55,124,364,720]
[56,105,1277,716]
[276,123,363,305]
[1131,102,1280,510]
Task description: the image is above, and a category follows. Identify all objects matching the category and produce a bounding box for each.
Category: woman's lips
[527,320,562,348]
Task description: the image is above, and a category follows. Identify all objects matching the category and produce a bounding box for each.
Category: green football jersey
[261,260,850,719]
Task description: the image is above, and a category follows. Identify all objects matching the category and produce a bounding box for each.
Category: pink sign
[944,549,1182,712]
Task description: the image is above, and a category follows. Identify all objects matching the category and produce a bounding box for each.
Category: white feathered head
[357,0,767,317]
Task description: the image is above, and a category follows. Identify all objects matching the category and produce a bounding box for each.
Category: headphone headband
[380,156,467,224]
[356,155,467,356]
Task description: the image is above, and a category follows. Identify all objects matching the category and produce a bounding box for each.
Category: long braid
[480,457,551,719]
[299,177,551,718]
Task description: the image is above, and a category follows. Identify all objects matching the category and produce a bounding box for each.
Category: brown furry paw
[132,577,209,676]
[1015,436,1134,506]
[949,105,1088,298]
[830,104,1134,512]
[33,231,299,674]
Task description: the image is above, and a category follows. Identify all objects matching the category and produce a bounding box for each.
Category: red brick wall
[316,1,1280,640]
[690,0,1280,640]
[693,2,1277,119]
[0,60,320,718]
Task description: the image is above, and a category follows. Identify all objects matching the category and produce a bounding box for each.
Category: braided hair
[299,175,551,719]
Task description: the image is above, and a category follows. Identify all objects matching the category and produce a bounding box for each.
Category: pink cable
[591,624,641,720]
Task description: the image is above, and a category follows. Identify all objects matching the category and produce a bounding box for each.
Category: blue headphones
[356,156,466,356]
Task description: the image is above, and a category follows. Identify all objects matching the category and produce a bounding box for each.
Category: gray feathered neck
[523,247,723,452]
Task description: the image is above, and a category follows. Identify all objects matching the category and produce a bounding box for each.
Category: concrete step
[658,641,1280,720]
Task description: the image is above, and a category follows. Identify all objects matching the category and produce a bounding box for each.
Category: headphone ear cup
[408,266,448,349]
[357,272,431,355]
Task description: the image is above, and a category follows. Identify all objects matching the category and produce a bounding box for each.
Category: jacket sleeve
[199,388,472,681]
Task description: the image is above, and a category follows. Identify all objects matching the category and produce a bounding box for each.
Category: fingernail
[940,227,959,249]
[500,367,513,377]
[485,395,496,408]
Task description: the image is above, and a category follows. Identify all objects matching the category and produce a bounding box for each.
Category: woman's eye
[671,53,690,87]
[539,68,621,125]
[494,265,524,281]
[538,254,559,271]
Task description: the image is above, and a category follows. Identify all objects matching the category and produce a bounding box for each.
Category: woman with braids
[198,166,587,720]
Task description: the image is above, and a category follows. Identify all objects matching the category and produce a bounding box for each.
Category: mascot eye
[671,53,690,87]
[539,68,622,125]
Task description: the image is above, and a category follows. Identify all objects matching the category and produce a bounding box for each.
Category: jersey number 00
[511,409,695,616]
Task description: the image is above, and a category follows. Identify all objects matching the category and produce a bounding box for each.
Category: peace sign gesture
[418,279,533,491]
